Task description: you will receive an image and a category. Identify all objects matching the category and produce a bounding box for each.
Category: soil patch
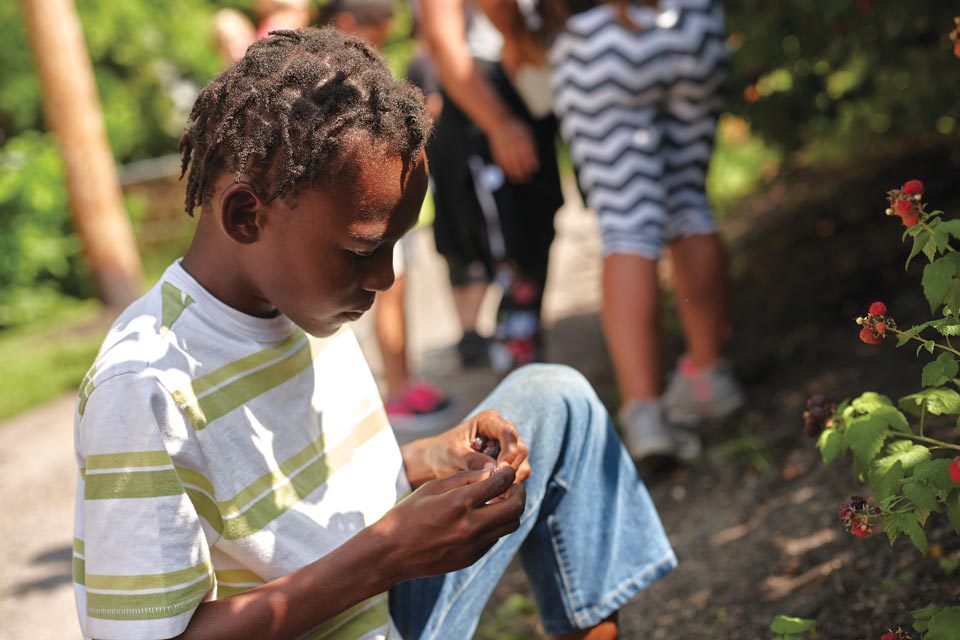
[481,142,960,639]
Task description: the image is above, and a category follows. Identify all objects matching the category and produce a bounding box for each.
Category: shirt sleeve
[74,372,214,640]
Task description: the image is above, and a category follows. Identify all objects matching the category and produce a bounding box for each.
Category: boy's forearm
[400,437,435,489]
[173,525,399,640]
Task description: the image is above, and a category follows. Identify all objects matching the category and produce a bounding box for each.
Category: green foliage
[726,1,960,156]
[815,190,960,557]
[913,605,960,640]
[770,614,816,640]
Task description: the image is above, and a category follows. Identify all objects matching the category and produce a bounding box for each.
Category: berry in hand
[471,435,501,459]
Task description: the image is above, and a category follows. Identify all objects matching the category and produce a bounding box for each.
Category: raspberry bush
[806,180,960,638]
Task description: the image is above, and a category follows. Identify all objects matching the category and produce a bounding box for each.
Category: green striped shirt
[73,262,409,639]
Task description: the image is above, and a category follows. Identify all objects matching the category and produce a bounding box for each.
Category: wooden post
[18,0,143,308]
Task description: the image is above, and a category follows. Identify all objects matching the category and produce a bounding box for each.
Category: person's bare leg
[602,253,662,404]
[374,274,410,399]
[551,613,619,640]
[667,233,731,369]
[451,281,488,333]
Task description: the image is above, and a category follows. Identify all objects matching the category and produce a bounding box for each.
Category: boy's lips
[339,300,373,321]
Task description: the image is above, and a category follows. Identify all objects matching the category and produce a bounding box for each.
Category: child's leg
[389,364,676,639]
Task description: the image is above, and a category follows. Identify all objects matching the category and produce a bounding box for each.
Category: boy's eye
[347,249,375,263]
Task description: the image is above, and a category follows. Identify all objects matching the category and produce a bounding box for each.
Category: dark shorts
[429,61,563,289]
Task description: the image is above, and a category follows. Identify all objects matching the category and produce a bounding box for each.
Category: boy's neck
[180,216,279,319]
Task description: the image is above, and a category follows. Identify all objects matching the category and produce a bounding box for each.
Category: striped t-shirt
[72,261,410,639]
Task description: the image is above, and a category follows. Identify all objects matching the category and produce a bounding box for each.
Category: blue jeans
[389,365,676,638]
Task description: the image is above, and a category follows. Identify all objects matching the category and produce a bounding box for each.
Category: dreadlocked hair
[179,27,430,215]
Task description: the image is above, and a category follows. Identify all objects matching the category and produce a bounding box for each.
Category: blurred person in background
[480,0,744,465]
[213,0,313,64]
[324,0,457,435]
[416,0,564,375]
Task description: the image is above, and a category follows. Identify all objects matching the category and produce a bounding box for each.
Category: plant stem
[889,327,960,357]
[920,403,926,438]
[886,429,960,451]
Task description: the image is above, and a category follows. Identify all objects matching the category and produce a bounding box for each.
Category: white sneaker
[662,357,745,425]
[619,400,702,463]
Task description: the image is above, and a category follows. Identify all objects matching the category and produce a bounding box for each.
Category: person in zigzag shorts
[482,0,745,465]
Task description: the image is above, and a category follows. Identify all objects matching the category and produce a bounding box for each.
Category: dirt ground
[481,141,960,640]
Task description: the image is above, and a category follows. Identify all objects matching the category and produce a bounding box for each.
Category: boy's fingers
[463,464,516,507]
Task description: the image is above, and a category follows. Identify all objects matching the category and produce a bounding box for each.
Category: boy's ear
[219,182,264,245]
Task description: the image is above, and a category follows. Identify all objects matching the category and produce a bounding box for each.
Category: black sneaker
[457,330,490,368]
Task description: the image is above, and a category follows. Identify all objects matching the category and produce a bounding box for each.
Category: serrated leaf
[922,352,960,387]
[903,481,939,510]
[936,219,960,242]
[931,317,960,336]
[926,606,960,640]
[770,616,816,634]
[884,511,908,544]
[945,281,960,317]
[912,458,955,491]
[922,256,960,312]
[899,387,960,416]
[907,230,931,269]
[875,441,931,473]
[870,460,904,501]
[846,414,890,467]
[946,491,960,534]
[817,428,845,465]
[901,513,928,555]
[851,392,895,413]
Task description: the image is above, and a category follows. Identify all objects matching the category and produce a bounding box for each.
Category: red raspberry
[852,522,871,537]
[881,633,898,640]
[901,180,924,196]
[895,198,914,217]
[950,458,960,483]
[860,326,882,345]
[869,301,887,316]
[955,41,960,58]
[901,209,920,227]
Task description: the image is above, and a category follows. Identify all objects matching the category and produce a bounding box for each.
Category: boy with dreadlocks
[72,28,675,640]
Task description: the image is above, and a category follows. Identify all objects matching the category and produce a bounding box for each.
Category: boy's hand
[419,409,531,486]
[375,466,526,579]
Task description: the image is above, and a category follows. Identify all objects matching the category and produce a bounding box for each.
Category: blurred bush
[725,0,960,158]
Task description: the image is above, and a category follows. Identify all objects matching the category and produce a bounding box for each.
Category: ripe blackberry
[471,436,501,459]
[803,394,836,438]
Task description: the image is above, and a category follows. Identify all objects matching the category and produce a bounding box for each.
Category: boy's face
[248,149,427,337]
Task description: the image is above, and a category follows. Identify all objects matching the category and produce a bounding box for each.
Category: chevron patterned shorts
[550,0,730,259]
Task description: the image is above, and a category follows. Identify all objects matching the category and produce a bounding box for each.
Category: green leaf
[899,387,960,416]
[946,491,960,535]
[901,513,928,555]
[926,606,960,640]
[936,219,960,243]
[870,460,904,501]
[770,615,816,634]
[883,511,908,544]
[912,458,955,491]
[922,255,960,312]
[903,481,939,510]
[907,229,931,269]
[851,392,895,412]
[817,427,845,465]
[944,281,960,317]
[846,414,890,467]
[913,605,937,633]
[877,440,932,471]
[922,352,960,387]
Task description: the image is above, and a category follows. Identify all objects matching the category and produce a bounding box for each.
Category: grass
[0,298,105,420]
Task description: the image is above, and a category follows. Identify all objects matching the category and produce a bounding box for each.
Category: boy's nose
[361,249,396,293]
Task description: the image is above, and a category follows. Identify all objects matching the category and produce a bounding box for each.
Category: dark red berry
[949,458,960,484]
[471,436,501,459]
[869,301,887,316]
[901,180,924,196]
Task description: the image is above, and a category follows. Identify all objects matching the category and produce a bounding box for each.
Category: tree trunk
[18,0,143,309]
